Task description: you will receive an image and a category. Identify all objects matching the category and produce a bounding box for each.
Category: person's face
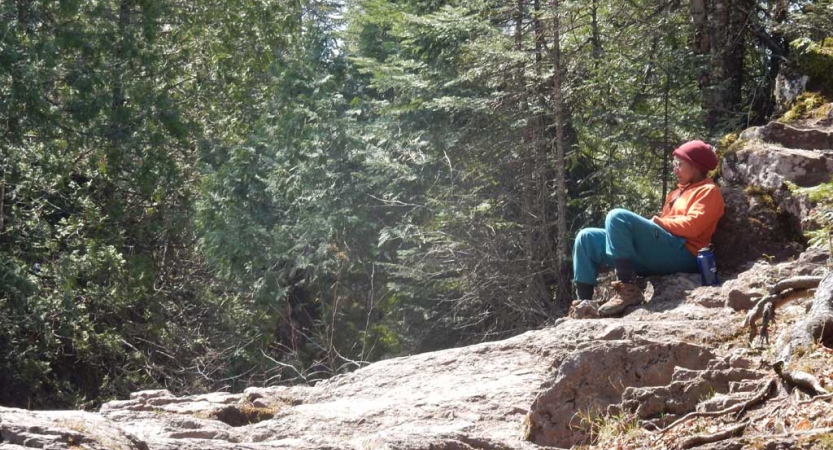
[673,157,702,185]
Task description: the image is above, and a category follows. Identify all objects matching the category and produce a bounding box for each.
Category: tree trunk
[111,0,133,148]
[749,0,788,124]
[518,0,542,306]
[551,0,571,309]
[7,0,32,143]
[590,0,601,62]
[515,0,556,313]
[533,0,543,65]
[689,0,754,133]
[717,0,747,124]
[15,0,29,31]
[689,0,709,54]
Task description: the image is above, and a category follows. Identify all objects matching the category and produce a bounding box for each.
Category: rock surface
[722,141,833,190]
[2,252,829,449]
[742,120,833,151]
[711,186,803,272]
[720,102,833,260]
[0,303,731,449]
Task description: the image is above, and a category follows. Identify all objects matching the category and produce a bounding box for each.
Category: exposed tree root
[744,275,822,341]
[771,276,826,294]
[748,401,784,424]
[773,361,829,397]
[676,420,748,450]
[798,392,833,405]
[759,302,775,345]
[774,273,833,365]
[734,378,778,418]
[658,378,776,435]
[764,427,833,440]
[646,274,832,450]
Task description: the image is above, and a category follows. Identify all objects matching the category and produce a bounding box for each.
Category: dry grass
[571,408,647,449]
[202,403,279,427]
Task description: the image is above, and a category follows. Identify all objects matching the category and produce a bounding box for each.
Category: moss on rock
[723,137,749,155]
[743,185,776,209]
[709,133,740,180]
[718,133,739,151]
[780,92,827,123]
[813,102,833,118]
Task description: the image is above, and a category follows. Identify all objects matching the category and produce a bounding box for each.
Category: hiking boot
[569,300,600,319]
[598,281,644,317]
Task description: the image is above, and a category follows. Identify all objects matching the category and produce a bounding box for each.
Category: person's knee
[575,228,592,243]
[574,228,598,251]
[605,208,633,228]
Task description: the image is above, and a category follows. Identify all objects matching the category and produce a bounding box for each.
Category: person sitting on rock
[570,140,725,318]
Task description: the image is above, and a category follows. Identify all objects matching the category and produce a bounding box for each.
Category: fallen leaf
[795,418,812,431]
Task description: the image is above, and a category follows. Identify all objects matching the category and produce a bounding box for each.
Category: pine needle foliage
[1,0,828,407]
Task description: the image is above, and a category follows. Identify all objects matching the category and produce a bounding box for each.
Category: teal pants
[573,209,698,286]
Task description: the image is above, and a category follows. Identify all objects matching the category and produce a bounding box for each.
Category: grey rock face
[758,122,833,151]
[722,142,833,190]
[774,72,809,114]
[717,112,833,270]
[0,247,828,450]
[724,106,833,207]
[526,339,715,447]
[0,408,149,450]
[711,187,803,272]
[0,303,742,450]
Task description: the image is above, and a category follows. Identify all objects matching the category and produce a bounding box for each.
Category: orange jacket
[652,178,724,256]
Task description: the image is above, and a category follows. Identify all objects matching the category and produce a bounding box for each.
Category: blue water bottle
[696,245,720,286]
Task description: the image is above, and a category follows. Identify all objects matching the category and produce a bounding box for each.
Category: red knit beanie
[672,140,717,173]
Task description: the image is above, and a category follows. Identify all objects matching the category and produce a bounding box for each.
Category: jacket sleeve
[651,186,724,238]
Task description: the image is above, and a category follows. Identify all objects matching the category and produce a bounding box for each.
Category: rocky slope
[1,104,832,450]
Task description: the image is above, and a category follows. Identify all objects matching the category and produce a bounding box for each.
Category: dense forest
[1,0,831,408]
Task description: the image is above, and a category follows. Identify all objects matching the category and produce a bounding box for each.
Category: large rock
[756,121,833,151]
[85,272,755,450]
[524,339,714,448]
[711,186,803,272]
[2,247,832,450]
[724,116,833,237]
[722,140,833,190]
[620,366,767,419]
[0,297,743,450]
[0,408,148,450]
[773,71,809,115]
